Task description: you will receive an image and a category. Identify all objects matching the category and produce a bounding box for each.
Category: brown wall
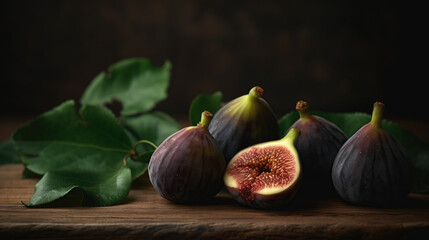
[1,0,426,119]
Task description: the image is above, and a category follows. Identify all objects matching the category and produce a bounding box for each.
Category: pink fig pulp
[224,128,301,209]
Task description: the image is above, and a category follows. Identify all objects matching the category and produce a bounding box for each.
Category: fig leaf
[25,166,132,207]
[121,111,180,147]
[0,140,21,165]
[120,112,179,180]
[279,110,429,193]
[126,150,154,181]
[189,91,223,126]
[13,100,138,206]
[80,58,171,116]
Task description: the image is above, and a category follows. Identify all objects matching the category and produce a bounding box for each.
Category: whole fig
[148,111,226,204]
[208,86,279,162]
[224,128,302,209]
[289,100,347,194]
[332,102,412,206]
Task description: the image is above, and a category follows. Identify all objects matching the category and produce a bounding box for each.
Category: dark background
[0,0,426,120]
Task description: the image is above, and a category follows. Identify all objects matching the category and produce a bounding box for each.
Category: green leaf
[381,120,429,193]
[278,110,429,193]
[0,139,21,165]
[121,111,180,147]
[279,111,371,138]
[13,100,138,206]
[13,100,132,175]
[26,166,131,207]
[314,111,371,137]
[81,58,171,116]
[127,150,154,181]
[189,91,223,126]
[278,111,299,137]
[120,112,178,180]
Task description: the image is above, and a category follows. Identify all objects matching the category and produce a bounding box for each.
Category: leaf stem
[123,153,134,166]
[133,140,157,152]
[123,140,158,166]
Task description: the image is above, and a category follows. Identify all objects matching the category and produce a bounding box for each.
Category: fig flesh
[332,102,412,206]
[148,111,226,204]
[224,128,301,209]
[289,100,347,194]
[208,86,279,162]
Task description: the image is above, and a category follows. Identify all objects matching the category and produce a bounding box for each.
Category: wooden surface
[0,164,428,240]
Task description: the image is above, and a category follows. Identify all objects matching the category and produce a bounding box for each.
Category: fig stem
[282,128,300,145]
[248,86,264,99]
[197,111,213,129]
[296,100,310,119]
[370,102,385,129]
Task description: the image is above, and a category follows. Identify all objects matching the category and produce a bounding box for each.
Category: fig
[289,100,347,194]
[224,128,302,209]
[332,102,412,206]
[148,111,226,204]
[208,86,279,162]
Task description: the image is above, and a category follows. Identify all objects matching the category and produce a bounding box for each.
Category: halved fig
[224,128,301,209]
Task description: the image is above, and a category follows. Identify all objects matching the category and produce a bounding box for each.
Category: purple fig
[332,102,413,206]
[208,86,279,162]
[289,100,348,194]
[148,111,226,204]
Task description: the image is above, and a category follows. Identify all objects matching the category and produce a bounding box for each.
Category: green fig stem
[370,102,385,129]
[281,128,301,145]
[123,140,158,166]
[248,86,264,99]
[296,100,311,119]
[197,111,213,129]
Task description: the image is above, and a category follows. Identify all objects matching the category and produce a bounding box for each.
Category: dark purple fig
[148,111,226,204]
[332,102,412,206]
[289,100,347,194]
[208,86,279,162]
[224,128,302,209]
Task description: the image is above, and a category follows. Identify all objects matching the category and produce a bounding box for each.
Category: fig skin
[148,111,226,204]
[208,86,279,162]
[289,100,347,194]
[331,102,413,206]
[224,128,302,209]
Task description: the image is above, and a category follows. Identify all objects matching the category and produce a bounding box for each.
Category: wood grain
[0,164,428,240]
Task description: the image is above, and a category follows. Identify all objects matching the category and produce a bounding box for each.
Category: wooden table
[1,118,429,239]
[1,164,428,240]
